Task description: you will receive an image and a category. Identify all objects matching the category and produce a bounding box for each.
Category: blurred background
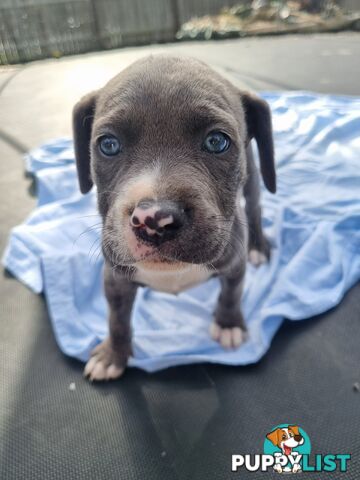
[0,0,359,64]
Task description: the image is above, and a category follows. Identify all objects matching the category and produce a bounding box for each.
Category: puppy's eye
[203,131,230,154]
[99,135,121,156]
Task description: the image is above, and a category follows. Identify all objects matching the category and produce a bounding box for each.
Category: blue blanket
[2,92,360,372]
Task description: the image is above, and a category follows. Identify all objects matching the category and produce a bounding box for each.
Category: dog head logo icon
[264,424,311,474]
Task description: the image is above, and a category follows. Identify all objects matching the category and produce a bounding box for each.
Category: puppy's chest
[134,265,212,294]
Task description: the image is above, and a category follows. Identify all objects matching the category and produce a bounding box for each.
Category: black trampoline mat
[1,269,359,480]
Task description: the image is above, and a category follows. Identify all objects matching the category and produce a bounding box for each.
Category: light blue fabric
[2,92,360,372]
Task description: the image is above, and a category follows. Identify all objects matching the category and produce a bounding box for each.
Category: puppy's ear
[266,429,280,446]
[241,92,276,194]
[72,91,98,194]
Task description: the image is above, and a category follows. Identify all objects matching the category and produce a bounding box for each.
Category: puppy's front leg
[84,263,137,381]
[210,263,247,349]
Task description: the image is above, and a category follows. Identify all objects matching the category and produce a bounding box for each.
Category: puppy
[72,55,276,381]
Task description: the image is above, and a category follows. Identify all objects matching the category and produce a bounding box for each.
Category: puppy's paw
[292,464,302,473]
[212,307,247,349]
[209,322,245,349]
[273,464,283,473]
[248,235,271,266]
[84,339,127,382]
[248,249,267,267]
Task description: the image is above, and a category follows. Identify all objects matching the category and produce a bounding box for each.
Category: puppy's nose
[130,199,186,245]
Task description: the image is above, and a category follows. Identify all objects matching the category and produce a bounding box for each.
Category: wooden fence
[0,0,242,64]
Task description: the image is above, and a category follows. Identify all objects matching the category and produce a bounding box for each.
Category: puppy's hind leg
[244,143,271,267]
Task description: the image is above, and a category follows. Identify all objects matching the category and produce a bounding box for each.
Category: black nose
[294,435,302,442]
[131,199,188,245]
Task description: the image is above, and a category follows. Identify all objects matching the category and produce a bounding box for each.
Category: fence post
[170,0,181,35]
[89,0,105,49]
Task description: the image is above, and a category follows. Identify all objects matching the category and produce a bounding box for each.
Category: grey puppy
[73,55,276,381]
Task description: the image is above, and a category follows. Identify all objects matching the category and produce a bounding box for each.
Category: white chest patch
[134,264,212,294]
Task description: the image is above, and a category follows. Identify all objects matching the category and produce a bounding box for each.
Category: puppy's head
[73,55,275,270]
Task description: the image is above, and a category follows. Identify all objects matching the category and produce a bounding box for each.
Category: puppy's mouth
[122,226,180,265]
[131,244,185,269]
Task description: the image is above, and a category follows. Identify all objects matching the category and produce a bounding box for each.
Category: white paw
[273,464,283,473]
[292,464,302,473]
[248,249,267,267]
[209,323,245,349]
[84,354,125,382]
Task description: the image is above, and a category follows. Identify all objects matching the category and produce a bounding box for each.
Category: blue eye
[99,135,121,156]
[203,131,231,153]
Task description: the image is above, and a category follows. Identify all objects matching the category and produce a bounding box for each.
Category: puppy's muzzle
[130,199,188,246]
